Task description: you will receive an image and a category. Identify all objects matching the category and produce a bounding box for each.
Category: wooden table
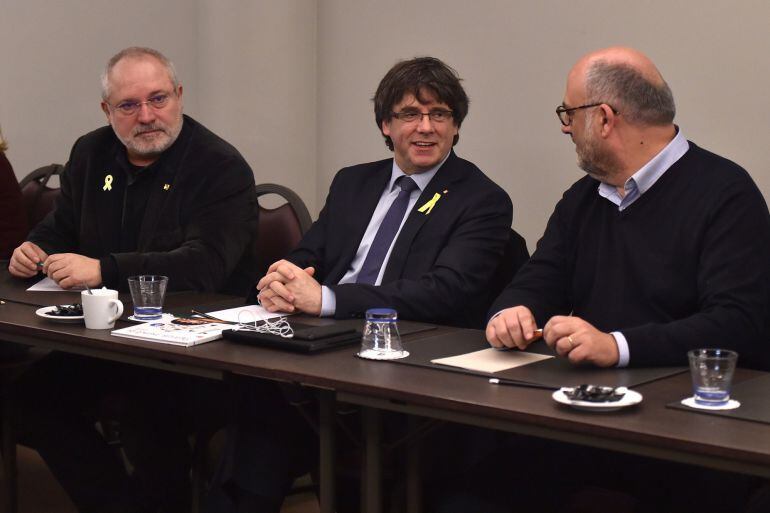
[2,270,769,513]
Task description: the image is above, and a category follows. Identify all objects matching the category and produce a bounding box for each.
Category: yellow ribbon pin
[102,174,113,191]
[417,192,441,215]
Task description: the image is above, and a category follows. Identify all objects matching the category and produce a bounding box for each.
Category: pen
[190,309,236,324]
[489,377,557,391]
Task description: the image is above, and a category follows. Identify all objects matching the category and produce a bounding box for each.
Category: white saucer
[680,396,740,410]
[35,306,84,323]
[127,313,175,323]
[552,388,643,412]
[357,349,410,360]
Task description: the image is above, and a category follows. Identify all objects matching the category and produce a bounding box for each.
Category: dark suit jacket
[28,115,258,295]
[288,151,513,328]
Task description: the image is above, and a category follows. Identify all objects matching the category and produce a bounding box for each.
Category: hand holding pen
[7,241,49,278]
[485,305,543,351]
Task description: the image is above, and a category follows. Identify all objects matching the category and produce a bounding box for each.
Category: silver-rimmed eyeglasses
[107,92,175,116]
[392,109,453,124]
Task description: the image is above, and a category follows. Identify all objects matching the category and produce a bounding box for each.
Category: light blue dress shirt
[320,153,447,316]
[600,129,689,366]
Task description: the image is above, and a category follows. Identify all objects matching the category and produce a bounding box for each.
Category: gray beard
[576,118,619,182]
[114,114,183,158]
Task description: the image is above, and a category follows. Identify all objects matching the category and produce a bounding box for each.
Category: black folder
[223,319,436,353]
[395,329,687,389]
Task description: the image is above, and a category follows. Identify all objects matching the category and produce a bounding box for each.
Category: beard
[575,115,621,182]
[115,111,183,160]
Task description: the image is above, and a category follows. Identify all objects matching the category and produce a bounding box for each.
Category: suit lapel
[94,145,125,251]
[382,152,464,282]
[336,162,392,275]
[136,162,176,249]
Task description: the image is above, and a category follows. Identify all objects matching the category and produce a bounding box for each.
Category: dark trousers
[15,352,228,513]
[428,433,761,513]
[205,378,317,513]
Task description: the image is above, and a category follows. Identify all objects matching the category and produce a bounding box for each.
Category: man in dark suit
[208,56,515,513]
[258,56,512,328]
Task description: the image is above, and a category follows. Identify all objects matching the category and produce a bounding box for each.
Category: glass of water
[357,308,409,360]
[687,348,738,406]
[127,275,169,321]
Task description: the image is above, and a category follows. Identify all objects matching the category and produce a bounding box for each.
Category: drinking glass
[128,275,169,321]
[357,308,409,360]
[687,348,738,406]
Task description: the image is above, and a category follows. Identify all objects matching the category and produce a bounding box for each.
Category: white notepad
[431,348,552,373]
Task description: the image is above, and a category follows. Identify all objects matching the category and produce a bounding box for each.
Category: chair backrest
[254,183,313,277]
[19,164,64,229]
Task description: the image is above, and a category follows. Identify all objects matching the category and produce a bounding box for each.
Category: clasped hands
[257,259,322,315]
[486,305,619,367]
[8,241,102,289]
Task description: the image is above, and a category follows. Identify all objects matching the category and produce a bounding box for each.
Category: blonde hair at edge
[0,126,7,153]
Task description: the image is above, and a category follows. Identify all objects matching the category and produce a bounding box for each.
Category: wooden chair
[19,164,64,229]
[253,183,313,277]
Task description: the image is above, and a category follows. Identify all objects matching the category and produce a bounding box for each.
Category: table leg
[362,406,382,513]
[2,382,18,513]
[319,390,336,513]
[406,415,421,513]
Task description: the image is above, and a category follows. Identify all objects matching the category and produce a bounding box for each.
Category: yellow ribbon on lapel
[102,174,113,191]
[417,193,441,215]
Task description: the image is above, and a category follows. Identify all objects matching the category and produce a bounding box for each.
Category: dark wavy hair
[374,57,469,150]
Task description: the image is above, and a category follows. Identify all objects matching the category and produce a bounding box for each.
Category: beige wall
[0,0,317,212]
[2,0,769,250]
[317,0,770,248]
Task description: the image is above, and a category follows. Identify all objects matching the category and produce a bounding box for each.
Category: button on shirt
[320,154,447,316]
[600,128,689,366]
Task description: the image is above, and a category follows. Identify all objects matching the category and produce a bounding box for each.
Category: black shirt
[29,115,259,295]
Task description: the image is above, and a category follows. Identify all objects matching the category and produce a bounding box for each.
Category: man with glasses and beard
[8,47,256,513]
[481,46,770,512]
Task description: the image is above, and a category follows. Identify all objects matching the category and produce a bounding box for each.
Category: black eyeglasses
[556,103,617,126]
[391,109,453,124]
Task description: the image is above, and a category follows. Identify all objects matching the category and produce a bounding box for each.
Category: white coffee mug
[81,288,124,329]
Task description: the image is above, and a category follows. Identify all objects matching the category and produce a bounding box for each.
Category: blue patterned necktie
[356,176,419,285]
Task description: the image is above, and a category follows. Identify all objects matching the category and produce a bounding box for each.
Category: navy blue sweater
[491,142,770,370]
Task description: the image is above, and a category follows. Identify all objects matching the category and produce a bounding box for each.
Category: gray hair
[100,47,179,101]
[585,60,675,126]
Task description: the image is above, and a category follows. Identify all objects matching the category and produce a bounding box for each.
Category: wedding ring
[567,335,574,349]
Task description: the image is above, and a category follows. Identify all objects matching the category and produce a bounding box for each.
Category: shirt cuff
[320,286,336,317]
[611,331,630,367]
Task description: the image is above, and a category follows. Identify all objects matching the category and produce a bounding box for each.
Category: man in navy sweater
[487,46,770,371]
[478,46,770,512]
